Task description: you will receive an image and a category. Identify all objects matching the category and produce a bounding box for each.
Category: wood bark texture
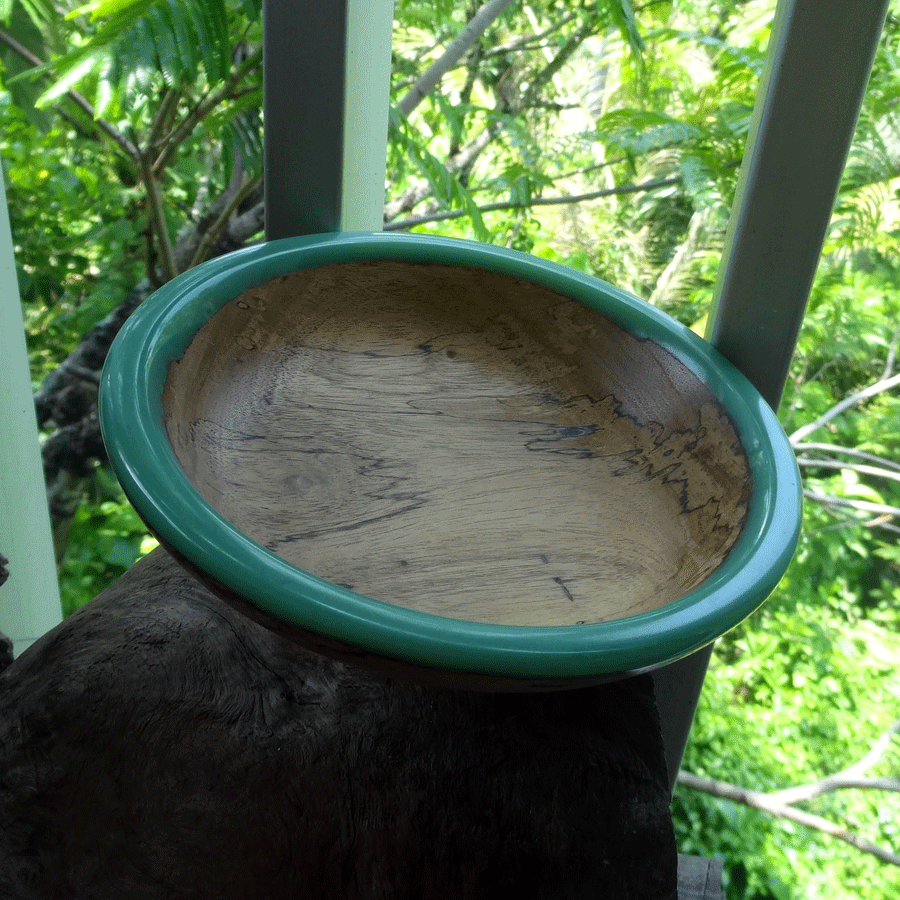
[0,548,677,899]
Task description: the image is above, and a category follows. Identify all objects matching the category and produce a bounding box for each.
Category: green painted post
[341,0,396,231]
[0,169,63,656]
[707,0,891,407]
[263,0,395,240]
[653,0,891,790]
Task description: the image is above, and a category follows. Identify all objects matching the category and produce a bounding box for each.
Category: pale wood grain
[164,261,751,627]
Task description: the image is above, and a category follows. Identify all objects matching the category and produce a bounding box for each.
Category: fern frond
[146,3,179,85]
[221,106,264,181]
[34,0,244,108]
[159,0,197,80]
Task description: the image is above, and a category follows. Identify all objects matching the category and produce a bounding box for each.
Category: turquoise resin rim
[100,232,802,679]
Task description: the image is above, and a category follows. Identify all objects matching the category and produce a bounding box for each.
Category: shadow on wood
[1,548,677,899]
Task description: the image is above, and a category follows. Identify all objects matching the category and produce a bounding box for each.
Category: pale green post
[342,0,396,232]
[0,169,63,656]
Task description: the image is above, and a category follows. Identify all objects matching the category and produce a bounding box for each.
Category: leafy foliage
[58,469,157,615]
[28,0,242,108]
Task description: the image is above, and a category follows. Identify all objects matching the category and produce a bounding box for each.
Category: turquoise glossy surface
[100,232,802,680]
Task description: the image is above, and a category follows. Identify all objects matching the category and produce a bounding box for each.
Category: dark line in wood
[273,501,427,546]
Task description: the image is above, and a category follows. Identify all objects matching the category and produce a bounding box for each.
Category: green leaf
[76,0,144,19]
[34,46,108,108]
[608,0,645,55]
[238,0,261,18]
[607,0,646,86]
[34,0,235,106]
[599,109,702,157]
[221,108,264,180]
[16,0,58,27]
[147,4,178,84]
[0,1,53,128]
[162,0,198,79]
[678,153,716,208]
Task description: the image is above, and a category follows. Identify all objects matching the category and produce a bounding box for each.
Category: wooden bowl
[100,232,801,688]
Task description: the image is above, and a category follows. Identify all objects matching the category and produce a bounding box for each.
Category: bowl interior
[163,259,753,629]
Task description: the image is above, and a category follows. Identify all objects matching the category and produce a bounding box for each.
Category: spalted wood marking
[165,261,751,625]
[0,549,677,900]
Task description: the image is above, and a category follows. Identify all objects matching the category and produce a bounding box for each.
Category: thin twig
[139,152,177,282]
[398,0,518,118]
[385,176,681,230]
[485,10,580,56]
[803,489,900,519]
[519,19,597,112]
[0,27,140,161]
[773,775,900,803]
[769,717,900,805]
[805,515,900,536]
[384,128,496,222]
[680,718,900,865]
[152,48,262,174]
[796,457,900,485]
[882,323,900,380]
[851,715,900,776]
[677,771,900,867]
[147,87,182,151]
[789,371,900,442]
[792,442,900,474]
[187,174,263,270]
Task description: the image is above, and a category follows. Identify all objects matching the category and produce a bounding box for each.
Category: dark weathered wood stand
[1,548,682,899]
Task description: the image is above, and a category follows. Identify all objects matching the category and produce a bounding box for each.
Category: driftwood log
[0,548,677,899]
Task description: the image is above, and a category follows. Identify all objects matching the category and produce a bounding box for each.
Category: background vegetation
[2,1,899,897]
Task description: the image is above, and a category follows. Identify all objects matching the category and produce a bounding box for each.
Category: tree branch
[789,371,900,443]
[806,515,900,536]
[803,489,900,519]
[677,771,900,867]
[151,48,262,175]
[771,716,900,804]
[398,0,518,118]
[881,323,900,379]
[384,128,496,222]
[679,717,900,866]
[139,151,177,282]
[792,442,900,474]
[796,456,900,485]
[187,173,262,269]
[518,18,597,112]
[485,10,581,56]
[385,176,681,230]
[0,27,140,161]
[146,87,182,152]
[35,179,267,561]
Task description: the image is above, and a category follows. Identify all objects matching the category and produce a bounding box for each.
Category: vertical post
[706,0,891,407]
[264,0,395,240]
[652,0,890,790]
[0,169,63,656]
[342,0,396,232]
